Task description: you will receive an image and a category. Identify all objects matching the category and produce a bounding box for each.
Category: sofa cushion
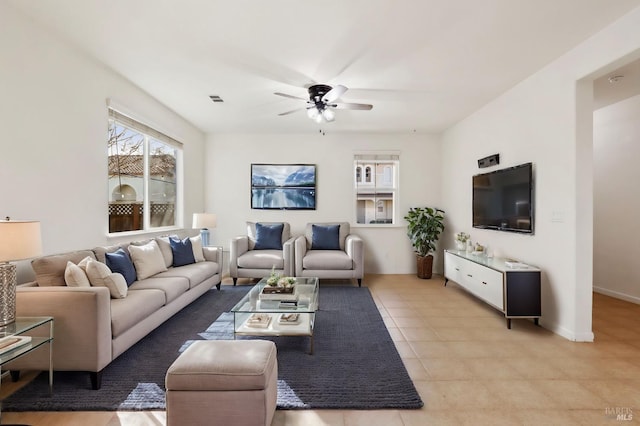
[64,261,91,287]
[85,259,128,298]
[128,240,167,280]
[247,222,290,250]
[170,237,196,267]
[110,289,166,338]
[93,244,124,264]
[305,222,349,250]
[77,256,92,271]
[302,250,353,270]
[311,224,340,250]
[155,236,175,268]
[155,262,219,289]
[32,250,97,286]
[190,235,205,262]
[128,275,190,304]
[237,250,284,270]
[254,223,284,250]
[105,248,137,286]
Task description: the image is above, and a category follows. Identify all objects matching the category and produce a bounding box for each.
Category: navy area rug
[3,285,423,411]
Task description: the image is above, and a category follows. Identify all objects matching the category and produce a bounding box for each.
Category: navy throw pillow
[254,223,284,250]
[311,224,341,250]
[105,248,137,286]
[170,237,196,267]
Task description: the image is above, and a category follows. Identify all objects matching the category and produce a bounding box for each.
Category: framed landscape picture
[251,164,316,210]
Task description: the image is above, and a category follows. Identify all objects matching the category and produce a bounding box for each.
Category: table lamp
[0,218,42,326]
[192,213,217,247]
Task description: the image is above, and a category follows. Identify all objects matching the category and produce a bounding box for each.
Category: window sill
[352,223,403,229]
[107,226,184,240]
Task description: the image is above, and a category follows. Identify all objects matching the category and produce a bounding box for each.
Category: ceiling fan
[274,84,373,123]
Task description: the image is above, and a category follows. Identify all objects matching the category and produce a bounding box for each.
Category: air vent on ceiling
[209,95,224,103]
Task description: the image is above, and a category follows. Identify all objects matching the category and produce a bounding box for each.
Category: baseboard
[593,286,640,305]
[539,318,594,342]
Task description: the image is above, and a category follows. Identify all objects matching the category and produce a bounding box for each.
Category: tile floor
[2,274,638,425]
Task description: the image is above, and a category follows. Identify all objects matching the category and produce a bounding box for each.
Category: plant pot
[416,254,434,279]
[455,241,467,251]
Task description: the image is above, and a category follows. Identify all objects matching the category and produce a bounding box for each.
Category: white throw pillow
[77,256,93,272]
[128,239,168,279]
[85,259,127,299]
[155,236,174,268]
[190,235,205,262]
[64,261,91,287]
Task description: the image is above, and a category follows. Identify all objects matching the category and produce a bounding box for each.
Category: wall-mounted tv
[472,162,534,234]
[251,164,316,210]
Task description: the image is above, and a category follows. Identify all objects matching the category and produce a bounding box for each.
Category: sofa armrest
[346,234,364,278]
[294,236,308,276]
[229,236,249,277]
[9,286,113,373]
[283,236,296,277]
[202,246,222,263]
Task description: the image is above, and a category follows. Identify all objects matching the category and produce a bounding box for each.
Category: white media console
[444,250,541,329]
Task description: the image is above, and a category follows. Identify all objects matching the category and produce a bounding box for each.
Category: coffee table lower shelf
[234,313,315,354]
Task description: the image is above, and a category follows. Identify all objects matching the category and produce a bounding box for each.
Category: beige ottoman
[165,340,278,426]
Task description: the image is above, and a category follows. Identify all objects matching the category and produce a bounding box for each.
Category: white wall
[593,94,640,303]
[0,5,206,282]
[205,133,441,274]
[441,6,640,341]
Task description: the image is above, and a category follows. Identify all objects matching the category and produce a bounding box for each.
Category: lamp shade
[0,220,42,262]
[192,213,217,229]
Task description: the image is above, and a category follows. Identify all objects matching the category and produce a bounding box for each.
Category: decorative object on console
[454,232,470,250]
[192,213,217,247]
[404,207,445,279]
[0,218,42,326]
[472,242,485,255]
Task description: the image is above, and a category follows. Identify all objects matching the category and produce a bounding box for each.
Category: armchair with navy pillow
[229,222,295,285]
[294,222,364,286]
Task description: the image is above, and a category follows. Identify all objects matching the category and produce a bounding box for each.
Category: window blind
[354,154,399,162]
[108,108,183,148]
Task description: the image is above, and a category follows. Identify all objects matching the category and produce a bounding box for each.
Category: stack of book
[0,335,32,355]
[245,313,271,328]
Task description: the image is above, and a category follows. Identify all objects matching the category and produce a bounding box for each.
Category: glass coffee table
[231,277,319,354]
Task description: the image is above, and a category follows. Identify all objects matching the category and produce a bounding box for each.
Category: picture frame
[251,164,316,210]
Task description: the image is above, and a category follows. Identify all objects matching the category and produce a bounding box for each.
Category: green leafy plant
[404,207,445,257]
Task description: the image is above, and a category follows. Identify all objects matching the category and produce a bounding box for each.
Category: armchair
[294,222,364,286]
[229,222,295,285]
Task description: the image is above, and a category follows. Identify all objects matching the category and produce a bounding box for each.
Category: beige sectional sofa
[9,236,221,389]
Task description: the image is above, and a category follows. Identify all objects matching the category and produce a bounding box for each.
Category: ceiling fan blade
[278,107,305,116]
[332,102,373,110]
[274,92,308,101]
[322,85,348,103]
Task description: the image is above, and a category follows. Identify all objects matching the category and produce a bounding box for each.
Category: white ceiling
[8,0,640,134]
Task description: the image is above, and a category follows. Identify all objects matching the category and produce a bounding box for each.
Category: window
[108,108,182,233]
[354,154,399,225]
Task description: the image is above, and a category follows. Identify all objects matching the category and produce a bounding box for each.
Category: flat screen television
[251,164,316,210]
[472,162,534,234]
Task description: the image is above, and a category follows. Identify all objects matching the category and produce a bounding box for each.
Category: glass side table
[0,316,54,422]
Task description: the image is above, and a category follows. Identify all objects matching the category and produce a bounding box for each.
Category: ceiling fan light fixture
[314,113,323,124]
[322,108,335,122]
[307,107,318,119]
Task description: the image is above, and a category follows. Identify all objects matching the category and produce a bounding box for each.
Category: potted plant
[454,232,470,251]
[404,207,445,279]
